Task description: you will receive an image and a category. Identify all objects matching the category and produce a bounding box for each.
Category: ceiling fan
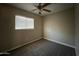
[33,3,51,14]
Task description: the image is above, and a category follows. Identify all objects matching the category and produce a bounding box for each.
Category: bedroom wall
[43,7,75,47]
[75,4,79,56]
[0,4,43,52]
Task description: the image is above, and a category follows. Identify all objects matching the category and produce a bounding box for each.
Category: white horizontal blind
[15,15,34,30]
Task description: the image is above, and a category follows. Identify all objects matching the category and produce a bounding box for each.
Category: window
[15,15,34,30]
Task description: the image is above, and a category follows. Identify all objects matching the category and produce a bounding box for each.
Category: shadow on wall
[44,7,75,48]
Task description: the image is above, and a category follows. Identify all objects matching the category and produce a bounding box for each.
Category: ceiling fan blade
[32,9,37,11]
[39,3,41,6]
[42,3,51,8]
[43,9,51,12]
[33,3,37,8]
[37,3,42,9]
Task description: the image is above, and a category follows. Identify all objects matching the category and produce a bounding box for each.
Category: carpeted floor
[8,39,76,56]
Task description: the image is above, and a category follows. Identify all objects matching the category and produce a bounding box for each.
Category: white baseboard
[0,52,10,55]
[7,37,42,52]
[44,38,76,49]
[1,37,76,55]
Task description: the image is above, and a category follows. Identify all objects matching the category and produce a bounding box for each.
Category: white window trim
[15,15,34,30]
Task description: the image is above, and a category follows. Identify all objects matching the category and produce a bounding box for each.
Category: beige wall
[43,8,75,47]
[75,4,79,56]
[0,4,43,51]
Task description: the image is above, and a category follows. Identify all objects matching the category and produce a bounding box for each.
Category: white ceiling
[9,3,75,16]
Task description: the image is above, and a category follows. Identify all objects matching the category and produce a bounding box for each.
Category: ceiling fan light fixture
[33,3,51,15]
[39,12,41,14]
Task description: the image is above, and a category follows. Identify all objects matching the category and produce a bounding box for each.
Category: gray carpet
[8,39,76,56]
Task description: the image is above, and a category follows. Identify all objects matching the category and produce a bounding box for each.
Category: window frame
[15,15,34,30]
